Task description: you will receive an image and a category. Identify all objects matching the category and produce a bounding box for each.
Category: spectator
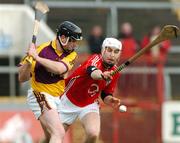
[88,25,105,54]
[118,22,138,62]
[140,25,171,103]
[116,22,139,100]
[140,25,171,64]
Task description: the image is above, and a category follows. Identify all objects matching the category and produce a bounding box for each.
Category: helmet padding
[102,38,122,51]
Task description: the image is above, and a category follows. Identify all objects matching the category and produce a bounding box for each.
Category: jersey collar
[51,39,62,56]
[51,39,57,50]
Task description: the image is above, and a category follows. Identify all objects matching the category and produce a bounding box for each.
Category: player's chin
[106,60,115,65]
[66,48,74,53]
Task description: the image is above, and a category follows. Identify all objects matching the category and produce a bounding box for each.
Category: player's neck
[56,39,63,52]
[102,61,114,69]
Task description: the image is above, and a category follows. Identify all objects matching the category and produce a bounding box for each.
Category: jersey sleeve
[61,51,77,70]
[103,73,120,95]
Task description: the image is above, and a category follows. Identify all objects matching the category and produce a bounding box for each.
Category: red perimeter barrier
[101,55,164,143]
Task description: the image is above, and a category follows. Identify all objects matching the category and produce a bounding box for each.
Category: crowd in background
[87,22,171,65]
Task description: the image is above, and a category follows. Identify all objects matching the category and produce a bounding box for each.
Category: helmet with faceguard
[57,21,83,40]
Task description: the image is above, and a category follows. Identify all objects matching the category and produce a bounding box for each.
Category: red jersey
[64,54,120,107]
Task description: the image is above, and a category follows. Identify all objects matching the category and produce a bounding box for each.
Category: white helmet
[102,37,122,51]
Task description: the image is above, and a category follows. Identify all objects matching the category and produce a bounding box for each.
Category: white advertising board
[162,101,180,143]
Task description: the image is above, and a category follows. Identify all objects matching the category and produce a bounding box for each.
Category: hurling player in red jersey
[58,37,122,143]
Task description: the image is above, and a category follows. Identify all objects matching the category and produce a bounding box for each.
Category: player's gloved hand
[28,43,39,60]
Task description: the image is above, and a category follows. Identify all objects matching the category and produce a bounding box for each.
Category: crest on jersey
[88,83,99,97]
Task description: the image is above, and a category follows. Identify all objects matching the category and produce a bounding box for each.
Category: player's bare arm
[90,69,103,80]
[88,66,112,80]
[18,62,31,82]
[28,43,68,75]
[36,56,68,75]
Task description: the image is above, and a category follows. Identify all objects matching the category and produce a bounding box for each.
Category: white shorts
[27,89,61,119]
[58,94,100,125]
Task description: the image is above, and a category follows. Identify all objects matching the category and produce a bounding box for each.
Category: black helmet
[57,21,83,40]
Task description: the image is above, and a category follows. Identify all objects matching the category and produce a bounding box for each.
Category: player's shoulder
[86,54,102,66]
[68,50,77,57]
[37,41,51,52]
[88,54,101,61]
[39,41,51,48]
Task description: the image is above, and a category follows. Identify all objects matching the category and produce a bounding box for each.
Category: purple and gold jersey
[19,39,77,97]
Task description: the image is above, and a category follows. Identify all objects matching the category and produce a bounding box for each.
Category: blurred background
[0,0,180,143]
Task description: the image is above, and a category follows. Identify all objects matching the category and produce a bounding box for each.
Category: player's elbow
[18,77,27,83]
[56,64,68,75]
[18,75,30,83]
[18,76,23,82]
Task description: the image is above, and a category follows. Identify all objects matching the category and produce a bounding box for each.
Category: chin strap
[57,36,70,53]
[59,36,69,46]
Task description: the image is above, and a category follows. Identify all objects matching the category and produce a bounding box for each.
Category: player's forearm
[91,69,103,80]
[36,56,67,75]
[18,63,31,82]
[91,70,112,81]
